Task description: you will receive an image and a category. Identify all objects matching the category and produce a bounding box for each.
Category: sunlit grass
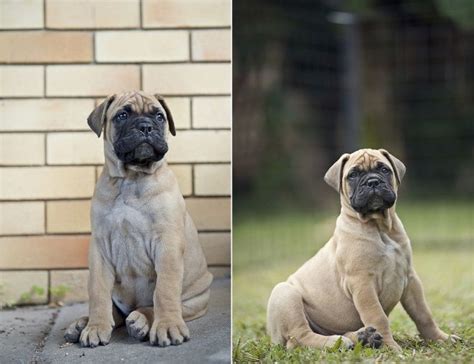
[233,201,474,362]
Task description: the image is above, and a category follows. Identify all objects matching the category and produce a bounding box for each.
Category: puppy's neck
[340,196,395,232]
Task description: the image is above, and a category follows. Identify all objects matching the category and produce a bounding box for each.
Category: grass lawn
[233,201,474,362]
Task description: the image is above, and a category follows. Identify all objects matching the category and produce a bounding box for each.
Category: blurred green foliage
[344,0,474,30]
[436,0,474,30]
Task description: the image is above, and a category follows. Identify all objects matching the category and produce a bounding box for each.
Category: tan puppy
[267,148,458,350]
[64,91,213,347]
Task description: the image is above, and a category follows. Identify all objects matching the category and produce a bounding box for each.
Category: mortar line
[189,30,193,61]
[139,0,143,29]
[190,97,194,128]
[191,164,195,196]
[43,199,47,235]
[139,64,143,90]
[42,0,46,29]
[47,269,51,303]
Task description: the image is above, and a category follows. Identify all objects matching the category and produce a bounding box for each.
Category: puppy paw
[126,311,150,341]
[324,335,355,350]
[64,316,88,343]
[430,331,462,343]
[447,334,462,343]
[385,340,402,352]
[356,326,383,348]
[149,318,190,347]
[79,323,113,348]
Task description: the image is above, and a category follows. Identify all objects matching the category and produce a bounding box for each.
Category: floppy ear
[87,95,115,137]
[155,94,176,136]
[379,149,406,184]
[324,153,350,192]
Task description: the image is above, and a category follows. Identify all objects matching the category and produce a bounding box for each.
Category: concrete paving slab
[42,278,230,363]
[0,305,59,364]
[0,278,230,364]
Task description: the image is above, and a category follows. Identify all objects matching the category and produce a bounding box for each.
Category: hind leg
[267,282,354,349]
[182,288,210,321]
[64,304,124,343]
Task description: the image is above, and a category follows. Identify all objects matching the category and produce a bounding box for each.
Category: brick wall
[0,0,231,306]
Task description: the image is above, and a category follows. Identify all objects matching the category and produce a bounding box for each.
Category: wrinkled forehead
[345,149,390,172]
[106,91,162,119]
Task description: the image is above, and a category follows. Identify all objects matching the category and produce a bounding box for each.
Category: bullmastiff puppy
[267,148,458,350]
[64,91,213,347]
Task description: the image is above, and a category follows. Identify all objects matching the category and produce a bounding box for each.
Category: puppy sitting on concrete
[267,148,459,350]
[64,91,213,348]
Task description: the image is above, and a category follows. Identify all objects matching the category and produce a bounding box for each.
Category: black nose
[138,122,153,135]
[367,178,380,188]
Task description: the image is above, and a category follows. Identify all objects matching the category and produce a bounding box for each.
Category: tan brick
[186,197,230,230]
[50,270,89,303]
[0,32,93,63]
[0,167,95,199]
[0,202,45,235]
[169,165,192,196]
[0,271,48,305]
[0,99,95,131]
[0,0,44,29]
[47,132,103,165]
[200,232,230,265]
[0,66,43,97]
[164,97,190,129]
[192,96,230,128]
[143,0,230,28]
[46,0,139,29]
[47,65,140,97]
[167,130,230,163]
[96,30,189,62]
[194,164,230,196]
[47,200,91,233]
[0,133,45,165]
[0,235,89,269]
[192,30,230,61]
[143,64,231,95]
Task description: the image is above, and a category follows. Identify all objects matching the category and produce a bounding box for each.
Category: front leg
[149,232,189,347]
[401,270,458,342]
[349,279,401,351]
[80,239,116,347]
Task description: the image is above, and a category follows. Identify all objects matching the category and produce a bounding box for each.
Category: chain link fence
[234,0,474,212]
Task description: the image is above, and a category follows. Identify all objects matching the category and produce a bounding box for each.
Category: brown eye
[381,166,390,174]
[156,113,165,122]
[117,112,128,121]
[348,170,359,179]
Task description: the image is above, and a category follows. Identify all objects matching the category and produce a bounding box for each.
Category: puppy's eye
[117,112,128,121]
[381,166,391,174]
[348,170,359,179]
[156,113,165,122]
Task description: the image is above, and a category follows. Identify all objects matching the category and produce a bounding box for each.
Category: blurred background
[233,0,473,358]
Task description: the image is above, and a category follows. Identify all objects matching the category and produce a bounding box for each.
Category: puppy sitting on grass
[267,148,459,350]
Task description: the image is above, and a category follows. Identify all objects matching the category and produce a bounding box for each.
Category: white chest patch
[377,233,410,312]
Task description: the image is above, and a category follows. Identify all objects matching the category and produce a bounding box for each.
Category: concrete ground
[0,278,230,364]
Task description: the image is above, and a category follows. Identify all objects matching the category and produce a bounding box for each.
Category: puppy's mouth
[133,143,165,165]
[113,136,168,166]
[350,189,396,215]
